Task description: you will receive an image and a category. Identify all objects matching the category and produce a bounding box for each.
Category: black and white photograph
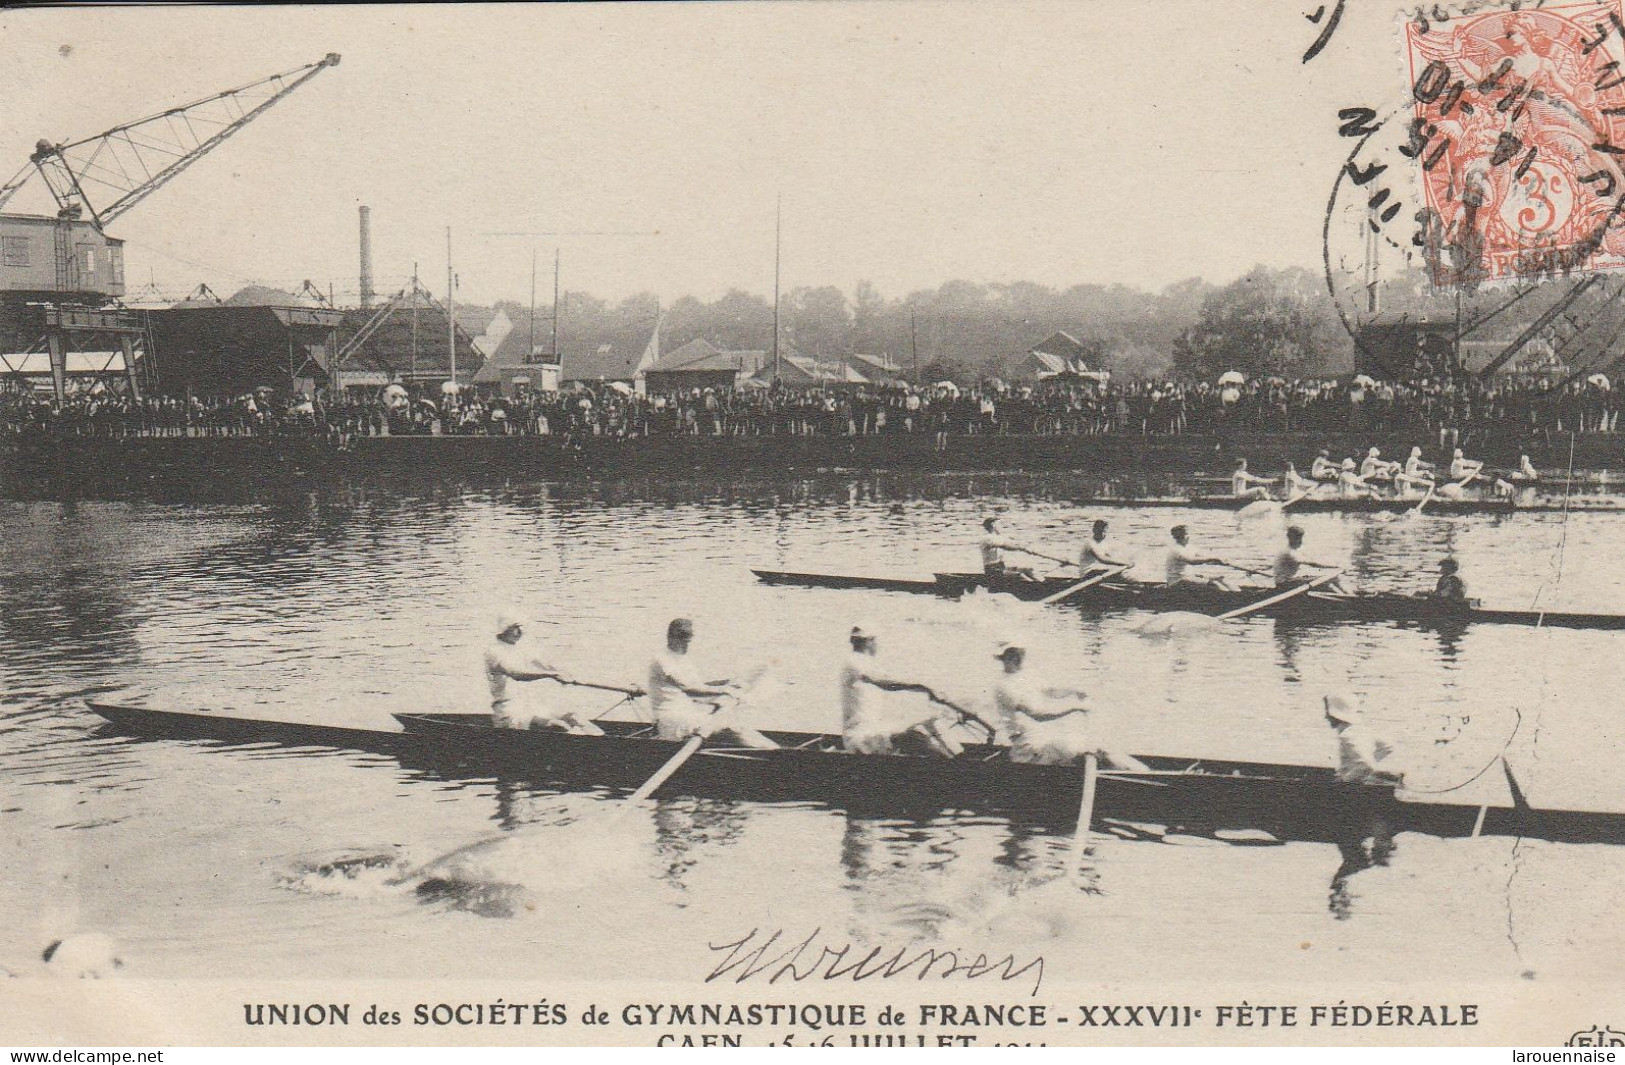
[3,1,1625,1050]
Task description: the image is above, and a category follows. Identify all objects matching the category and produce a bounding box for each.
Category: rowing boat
[751,569,1625,630]
[1078,495,1624,514]
[83,702,1625,845]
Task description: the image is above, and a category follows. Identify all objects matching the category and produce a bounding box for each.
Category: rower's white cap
[1323,692,1363,724]
[1341,457,1355,469]
[1453,448,1464,457]
[495,609,525,635]
[1368,446,1380,456]
[1410,446,1423,456]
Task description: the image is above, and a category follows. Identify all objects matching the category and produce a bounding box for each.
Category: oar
[1041,564,1128,605]
[1070,751,1101,869]
[626,734,706,803]
[1026,550,1077,569]
[557,678,644,696]
[927,691,998,740]
[1406,485,1434,519]
[1238,488,1312,521]
[1215,571,1343,621]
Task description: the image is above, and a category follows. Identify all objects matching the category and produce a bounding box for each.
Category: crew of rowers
[1000,515,1469,604]
[1231,445,1512,501]
[483,610,1147,770]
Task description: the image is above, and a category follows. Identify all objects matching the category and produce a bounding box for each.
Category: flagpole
[446,227,456,388]
[773,194,781,380]
[552,247,561,359]
[529,248,537,360]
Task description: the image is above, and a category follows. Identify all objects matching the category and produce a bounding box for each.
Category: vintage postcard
[4,0,1625,1050]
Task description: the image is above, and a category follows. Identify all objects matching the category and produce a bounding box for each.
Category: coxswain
[1078,519,1131,572]
[1360,447,1397,481]
[841,623,969,758]
[1518,454,1539,481]
[648,618,778,748]
[1165,525,1242,590]
[981,516,1060,580]
[1448,447,1484,481]
[1274,525,1344,590]
[1230,458,1274,501]
[1310,448,1339,480]
[1430,557,1469,604]
[483,610,608,735]
[992,641,1148,769]
[1336,458,1372,498]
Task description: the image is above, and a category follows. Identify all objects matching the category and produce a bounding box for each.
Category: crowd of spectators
[2,373,1621,448]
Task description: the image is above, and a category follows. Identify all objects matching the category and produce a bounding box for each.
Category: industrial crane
[0,52,339,231]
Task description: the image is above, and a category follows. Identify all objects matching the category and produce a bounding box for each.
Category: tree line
[485,265,1365,384]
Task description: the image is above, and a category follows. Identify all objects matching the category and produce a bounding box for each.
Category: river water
[3,474,1625,993]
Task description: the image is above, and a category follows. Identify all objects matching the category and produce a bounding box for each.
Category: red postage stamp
[1403,0,1625,285]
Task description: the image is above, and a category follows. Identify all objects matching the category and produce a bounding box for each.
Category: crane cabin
[0,213,126,300]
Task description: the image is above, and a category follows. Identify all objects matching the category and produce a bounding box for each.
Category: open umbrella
[1218,370,1246,386]
[1588,373,1611,390]
[441,381,460,396]
[932,380,960,394]
[1353,374,1377,387]
[606,381,633,395]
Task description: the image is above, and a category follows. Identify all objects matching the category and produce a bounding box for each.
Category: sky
[0,2,1409,308]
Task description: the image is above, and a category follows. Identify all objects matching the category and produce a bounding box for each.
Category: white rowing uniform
[1449,456,1482,479]
[1311,456,1339,479]
[1335,723,1399,785]
[1361,454,1394,479]
[841,652,936,755]
[995,672,1090,766]
[1337,469,1368,497]
[1080,535,1126,570]
[981,535,1023,573]
[1519,456,1539,479]
[1405,453,1433,479]
[1231,470,1269,497]
[1273,546,1306,587]
[1164,541,1202,584]
[649,648,716,740]
[484,637,558,728]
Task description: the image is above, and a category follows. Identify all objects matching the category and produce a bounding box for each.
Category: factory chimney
[358,205,375,309]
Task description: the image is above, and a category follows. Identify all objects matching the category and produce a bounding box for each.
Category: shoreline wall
[4,430,1623,492]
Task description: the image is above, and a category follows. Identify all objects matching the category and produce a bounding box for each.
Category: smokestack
[358,205,374,309]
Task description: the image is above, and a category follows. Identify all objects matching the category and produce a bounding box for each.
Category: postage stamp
[1401,0,1625,285]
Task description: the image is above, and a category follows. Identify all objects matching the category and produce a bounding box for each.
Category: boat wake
[278,799,651,917]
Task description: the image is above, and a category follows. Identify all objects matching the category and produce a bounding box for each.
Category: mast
[411,261,419,380]
[552,248,561,359]
[773,195,782,380]
[529,248,537,360]
[446,227,456,387]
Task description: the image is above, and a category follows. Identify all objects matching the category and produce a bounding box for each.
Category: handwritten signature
[705,927,1045,998]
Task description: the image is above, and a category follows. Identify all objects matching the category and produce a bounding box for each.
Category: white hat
[995,638,1025,658]
[1368,446,1380,456]
[495,609,525,635]
[1323,692,1363,724]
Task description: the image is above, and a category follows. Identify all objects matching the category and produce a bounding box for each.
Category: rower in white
[840,623,966,758]
[1165,525,1243,590]
[1336,458,1373,498]
[1403,446,1436,485]
[981,516,1062,580]
[1448,447,1484,482]
[1274,525,1345,591]
[1518,454,1540,480]
[1283,461,1320,495]
[1310,449,1339,481]
[1079,519,1131,571]
[1360,447,1398,482]
[649,617,778,748]
[993,641,1148,769]
[483,611,608,735]
[1230,458,1274,501]
[1325,693,1402,786]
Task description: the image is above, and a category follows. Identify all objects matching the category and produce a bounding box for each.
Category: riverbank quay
[4,429,1624,496]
